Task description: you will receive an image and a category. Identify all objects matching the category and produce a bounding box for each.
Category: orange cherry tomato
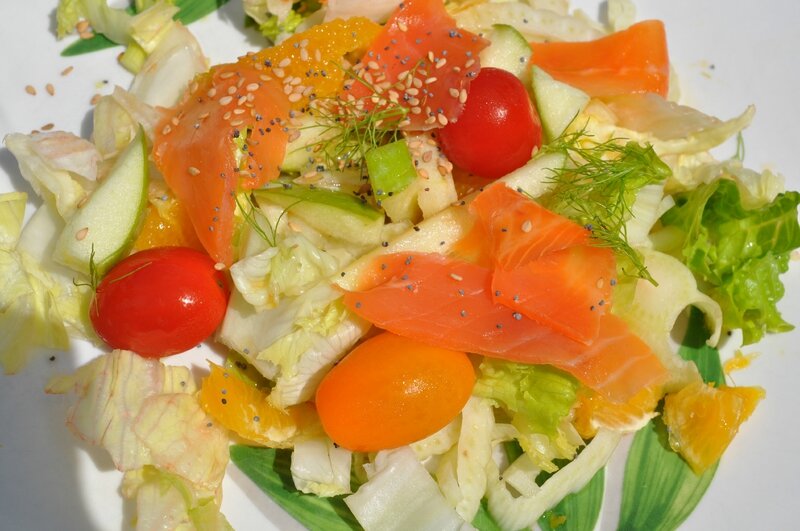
[315,332,475,452]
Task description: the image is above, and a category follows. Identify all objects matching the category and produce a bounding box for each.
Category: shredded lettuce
[659,179,800,344]
[122,466,232,530]
[231,234,339,310]
[344,447,471,531]
[0,193,72,374]
[128,22,208,106]
[485,430,621,531]
[613,248,717,391]
[4,132,99,220]
[290,437,352,497]
[451,1,604,43]
[435,397,494,523]
[245,0,322,42]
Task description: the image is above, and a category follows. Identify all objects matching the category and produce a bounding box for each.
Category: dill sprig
[303,64,411,173]
[235,191,298,247]
[73,244,100,291]
[539,129,672,283]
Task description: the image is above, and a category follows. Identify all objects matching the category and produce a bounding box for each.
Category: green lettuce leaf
[473,359,578,438]
[659,179,800,344]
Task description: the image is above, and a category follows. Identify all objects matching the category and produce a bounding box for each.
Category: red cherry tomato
[90,247,230,358]
[438,67,542,179]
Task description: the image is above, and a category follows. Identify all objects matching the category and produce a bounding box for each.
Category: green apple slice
[254,185,385,246]
[531,66,591,142]
[53,128,149,276]
[479,24,532,78]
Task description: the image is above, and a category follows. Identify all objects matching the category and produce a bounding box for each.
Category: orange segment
[132,184,203,252]
[662,382,765,474]
[246,17,382,110]
[573,385,661,439]
[198,363,319,447]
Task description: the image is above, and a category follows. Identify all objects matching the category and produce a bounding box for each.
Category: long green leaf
[61,0,229,57]
[472,499,504,531]
[229,445,362,531]
[618,307,723,531]
[539,468,605,531]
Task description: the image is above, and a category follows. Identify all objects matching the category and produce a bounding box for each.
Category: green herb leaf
[618,307,724,531]
[539,130,671,283]
[538,467,604,531]
[61,0,230,57]
[230,445,362,531]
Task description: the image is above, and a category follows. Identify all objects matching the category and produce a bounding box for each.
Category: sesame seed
[75,227,88,240]
[397,21,408,32]
[512,312,522,320]
[219,95,233,105]
[230,119,244,126]
[288,93,302,102]
[207,87,217,98]
[460,310,468,317]
[465,59,476,68]
[237,95,247,105]
[278,58,292,68]
[521,220,532,233]
[41,123,54,131]
[220,72,235,79]
[425,76,438,84]
[436,58,447,69]
[272,67,285,78]
[61,66,74,76]
[246,82,259,92]
[188,166,200,176]
[450,273,463,281]
[437,113,448,126]
[449,87,460,98]
[25,85,36,96]
[459,89,468,104]
[161,124,172,135]
[90,94,101,105]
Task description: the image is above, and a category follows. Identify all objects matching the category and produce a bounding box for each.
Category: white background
[0,1,798,529]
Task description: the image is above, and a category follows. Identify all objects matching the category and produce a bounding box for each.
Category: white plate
[0,1,797,530]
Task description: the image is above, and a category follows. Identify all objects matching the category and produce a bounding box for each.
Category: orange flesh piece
[530,20,670,98]
[246,17,382,110]
[662,382,765,473]
[343,252,667,402]
[198,363,318,447]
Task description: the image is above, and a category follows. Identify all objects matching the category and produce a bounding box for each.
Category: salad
[1,1,799,530]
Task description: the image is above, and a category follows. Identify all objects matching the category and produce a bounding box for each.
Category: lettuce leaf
[473,359,578,438]
[122,466,233,531]
[290,437,352,497]
[659,179,800,344]
[0,193,72,374]
[4,131,99,220]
